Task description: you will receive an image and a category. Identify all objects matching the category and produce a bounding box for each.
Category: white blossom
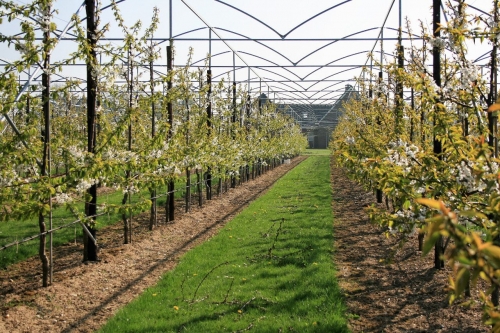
[53,193,73,204]
[76,179,97,194]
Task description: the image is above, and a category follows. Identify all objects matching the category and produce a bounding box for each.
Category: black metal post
[84,0,98,262]
[149,45,157,230]
[167,42,175,221]
[489,0,498,158]
[206,68,212,200]
[376,71,383,204]
[433,0,444,270]
[39,2,51,286]
[489,0,499,307]
[231,80,237,188]
[396,2,404,135]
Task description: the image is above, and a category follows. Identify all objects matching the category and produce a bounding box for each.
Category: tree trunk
[168,180,175,222]
[122,192,130,244]
[165,188,170,223]
[38,214,49,286]
[150,189,157,230]
[418,233,424,252]
[197,168,203,207]
[434,235,444,269]
[185,169,191,212]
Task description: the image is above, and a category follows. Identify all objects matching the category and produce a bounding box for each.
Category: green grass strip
[99,156,348,333]
[302,148,331,156]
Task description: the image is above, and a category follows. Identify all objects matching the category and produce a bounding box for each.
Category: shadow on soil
[332,166,487,333]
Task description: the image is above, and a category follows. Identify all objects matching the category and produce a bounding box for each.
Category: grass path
[99,155,348,333]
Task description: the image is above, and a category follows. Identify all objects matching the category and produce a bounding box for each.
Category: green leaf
[483,246,500,269]
[455,267,470,299]
[403,200,411,210]
[459,210,488,221]
[423,230,441,256]
[456,256,474,267]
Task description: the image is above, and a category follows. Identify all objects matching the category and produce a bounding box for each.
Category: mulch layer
[332,164,489,333]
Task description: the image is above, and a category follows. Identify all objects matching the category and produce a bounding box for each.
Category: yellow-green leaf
[459,210,488,221]
[416,198,441,210]
[455,267,470,299]
[423,231,441,256]
[483,246,500,269]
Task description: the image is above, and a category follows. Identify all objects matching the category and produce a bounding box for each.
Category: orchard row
[0,1,307,286]
[332,1,500,330]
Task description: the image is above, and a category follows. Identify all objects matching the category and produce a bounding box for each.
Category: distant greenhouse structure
[276,84,359,148]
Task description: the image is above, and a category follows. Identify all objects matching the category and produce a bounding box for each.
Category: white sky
[0,0,495,105]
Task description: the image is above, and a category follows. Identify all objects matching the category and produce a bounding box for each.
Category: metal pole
[232,84,237,188]
[167,41,175,220]
[380,28,384,67]
[169,0,172,39]
[490,0,500,307]
[376,70,383,204]
[375,30,384,203]
[206,29,212,200]
[232,54,237,125]
[410,51,415,142]
[41,2,52,286]
[489,0,498,158]
[206,69,213,199]
[433,0,444,270]
[369,57,373,98]
[149,41,157,230]
[84,0,98,262]
[259,78,262,114]
[395,0,404,134]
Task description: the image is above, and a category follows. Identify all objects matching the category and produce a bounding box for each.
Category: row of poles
[85,0,269,263]
[365,0,498,280]
[1,0,277,288]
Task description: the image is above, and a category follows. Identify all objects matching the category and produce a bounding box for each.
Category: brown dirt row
[0,157,305,333]
[332,165,489,333]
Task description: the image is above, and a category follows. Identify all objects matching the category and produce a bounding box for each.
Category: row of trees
[331,0,500,329]
[0,0,307,286]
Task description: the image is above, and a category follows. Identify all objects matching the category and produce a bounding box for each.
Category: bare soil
[0,158,491,333]
[0,158,304,333]
[332,165,489,333]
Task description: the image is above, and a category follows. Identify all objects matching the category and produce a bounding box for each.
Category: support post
[395,0,404,135]
[149,42,157,230]
[489,0,499,307]
[84,0,98,262]
[231,52,237,188]
[376,71,383,204]
[167,41,175,221]
[206,67,213,200]
[39,1,52,286]
[433,0,444,270]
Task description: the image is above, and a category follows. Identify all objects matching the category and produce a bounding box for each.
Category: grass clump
[302,148,330,156]
[99,155,348,333]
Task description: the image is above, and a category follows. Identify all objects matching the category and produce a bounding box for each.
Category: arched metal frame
[0,0,495,134]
